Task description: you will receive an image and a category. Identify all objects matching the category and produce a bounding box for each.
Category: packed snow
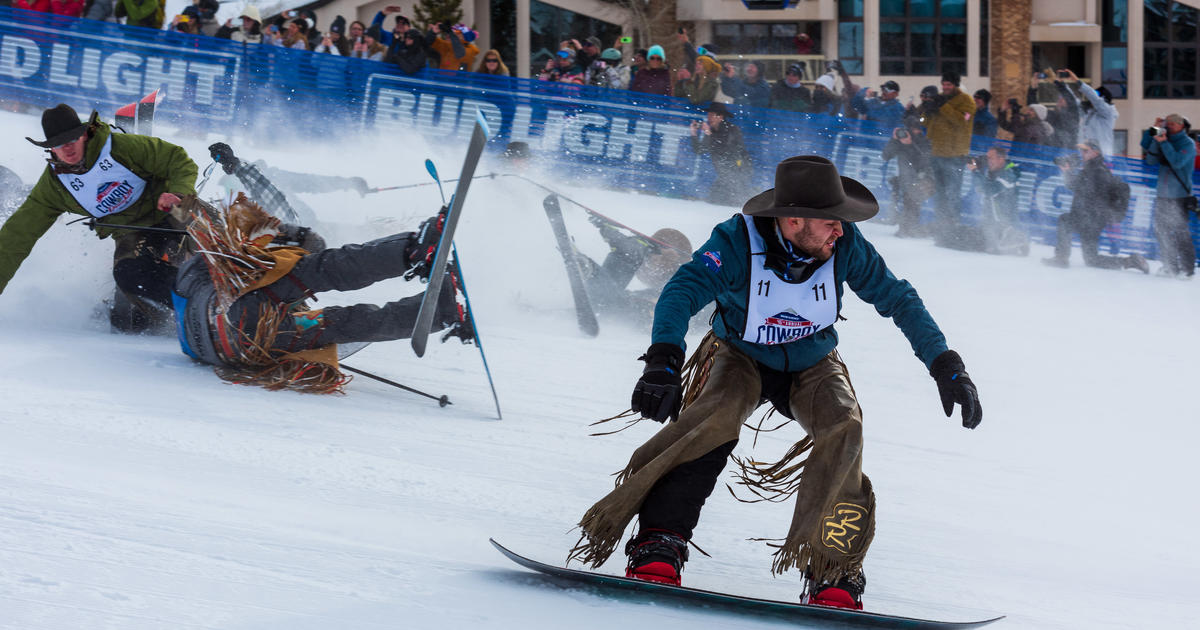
[0,107,1196,630]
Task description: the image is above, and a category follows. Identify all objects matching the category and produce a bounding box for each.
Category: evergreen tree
[413,0,463,30]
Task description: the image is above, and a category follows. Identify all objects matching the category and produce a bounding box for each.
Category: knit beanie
[815,72,836,91]
[647,44,665,60]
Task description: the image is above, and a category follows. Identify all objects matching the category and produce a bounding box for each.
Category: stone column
[989,0,1033,138]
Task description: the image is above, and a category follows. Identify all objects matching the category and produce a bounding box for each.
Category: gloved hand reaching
[207,142,239,174]
[631,343,685,422]
[930,350,982,429]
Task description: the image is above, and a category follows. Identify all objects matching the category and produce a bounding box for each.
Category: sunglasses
[649,55,663,61]
[485,58,499,63]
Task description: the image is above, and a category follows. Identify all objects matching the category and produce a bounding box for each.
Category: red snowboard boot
[624,529,688,586]
[805,570,866,610]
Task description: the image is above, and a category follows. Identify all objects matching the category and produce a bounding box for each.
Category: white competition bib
[741,214,837,346]
[56,135,148,218]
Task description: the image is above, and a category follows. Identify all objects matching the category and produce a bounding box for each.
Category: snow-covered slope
[0,109,1196,630]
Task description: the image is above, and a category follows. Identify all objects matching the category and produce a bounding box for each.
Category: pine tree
[413,0,464,30]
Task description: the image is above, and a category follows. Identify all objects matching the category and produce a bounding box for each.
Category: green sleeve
[112,133,199,197]
[0,174,67,295]
[118,0,159,22]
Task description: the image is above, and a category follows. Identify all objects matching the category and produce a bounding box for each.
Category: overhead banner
[1,7,1195,261]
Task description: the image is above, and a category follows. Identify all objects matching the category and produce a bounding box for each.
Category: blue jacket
[720,75,771,109]
[1141,129,1196,199]
[973,108,998,138]
[651,215,949,372]
[851,88,905,129]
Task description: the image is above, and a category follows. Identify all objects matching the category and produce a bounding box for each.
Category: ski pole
[500,174,691,255]
[341,363,451,407]
[365,172,498,194]
[72,217,189,235]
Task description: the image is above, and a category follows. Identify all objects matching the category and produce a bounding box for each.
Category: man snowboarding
[172,194,467,392]
[0,103,198,331]
[572,156,982,610]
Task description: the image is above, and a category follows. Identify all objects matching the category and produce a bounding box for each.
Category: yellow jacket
[926,89,976,157]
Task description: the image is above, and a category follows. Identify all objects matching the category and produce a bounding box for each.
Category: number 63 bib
[56,135,148,218]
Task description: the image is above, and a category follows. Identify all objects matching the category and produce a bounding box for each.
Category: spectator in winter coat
[852,81,905,129]
[276,18,310,50]
[997,101,1050,146]
[389,29,427,75]
[673,67,693,99]
[720,61,770,109]
[348,26,386,61]
[1034,74,1082,149]
[881,120,933,238]
[809,72,841,116]
[629,45,672,97]
[769,64,812,112]
[430,23,479,71]
[965,146,1029,255]
[371,7,413,47]
[922,70,976,245]
[972,89,998,138]
[540,48,585,84]
[1044,141,1147,272]
[585,48,624,89]
[84,0,116,22]
[1141,113,1197,277]
[13,0,50,13]
[180,0,218,36]
[50,0,85,17]
[475,49,511,76]
[114,0,162,29]
[689,102,753,206]
[1062,68,1119,157]
[216,6,263,44]
[685,55,722,105]
[314,16,349,56]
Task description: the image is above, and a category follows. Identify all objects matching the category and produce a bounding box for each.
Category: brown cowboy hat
[742,155,878,221]
[26,104,96,148]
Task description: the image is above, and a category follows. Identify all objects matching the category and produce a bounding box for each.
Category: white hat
[815,72,836,91]
[239,4,261,23]
[1029,103,1048,120]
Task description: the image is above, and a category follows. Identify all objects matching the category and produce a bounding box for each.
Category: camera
[1053,154,1080,168]
[1147,125,1165,137]
[1057,70,1069,78]
[1007,97,1021,110]
[439,21,453,33]
[967,155,986,170]
[894,128,910,140]
[825,59,842,73]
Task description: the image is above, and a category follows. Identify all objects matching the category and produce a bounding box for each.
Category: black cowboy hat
[26,103,96,148]
[743,155,878,221]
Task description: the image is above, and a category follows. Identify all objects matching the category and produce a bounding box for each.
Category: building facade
[310,0,1200,156]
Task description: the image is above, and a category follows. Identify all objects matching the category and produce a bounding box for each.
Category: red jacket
[50,0,85,16]
[13,0,52,12]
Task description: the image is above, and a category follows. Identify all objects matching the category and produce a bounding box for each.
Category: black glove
[207,142,239,174]
[930,350,982,429]
[631,343,685,422]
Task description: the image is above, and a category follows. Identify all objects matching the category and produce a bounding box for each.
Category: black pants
[1054,212,1125,269]
[1153,198,1197,275]
[230,233,453,352]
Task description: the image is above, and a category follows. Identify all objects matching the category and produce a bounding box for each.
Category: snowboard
[542,194,600,337]
[490,539,1003,629]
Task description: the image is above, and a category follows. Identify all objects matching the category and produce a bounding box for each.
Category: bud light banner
[1,7,1194,262]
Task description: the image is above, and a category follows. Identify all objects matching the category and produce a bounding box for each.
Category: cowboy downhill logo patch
[702,250,722,273]
[95,180,136,215]
[756,310,823,345]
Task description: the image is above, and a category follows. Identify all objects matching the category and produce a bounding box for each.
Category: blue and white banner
[1,7,1195,261]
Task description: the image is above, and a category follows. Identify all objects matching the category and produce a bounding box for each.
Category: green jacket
[0,122,197,294]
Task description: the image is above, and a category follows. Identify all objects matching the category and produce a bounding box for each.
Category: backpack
[1108,172,1131,223]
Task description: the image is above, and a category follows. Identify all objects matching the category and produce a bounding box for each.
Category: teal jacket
[1141,129,1195,199]
[651,215,949,372]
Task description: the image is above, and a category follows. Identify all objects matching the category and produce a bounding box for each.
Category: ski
[411,111,490,358]
[448,244,502,419]
[490,539,1003,629]
[542,194,600,337]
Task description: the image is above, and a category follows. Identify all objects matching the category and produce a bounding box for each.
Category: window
[712,22,815,55]
[529,1,622,67]
[838,0,864,74]
[878,0,967,76]
[1144,0,1198,97]
[1102,0,1128,97]
[979,0,988,76]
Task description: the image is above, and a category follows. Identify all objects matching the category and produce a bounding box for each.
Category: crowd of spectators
[6,3,1193,274]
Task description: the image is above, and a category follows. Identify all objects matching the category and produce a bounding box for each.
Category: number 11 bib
[741,214,838,346]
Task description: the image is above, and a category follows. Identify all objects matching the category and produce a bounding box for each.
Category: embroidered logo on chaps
[821,502,867,554]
